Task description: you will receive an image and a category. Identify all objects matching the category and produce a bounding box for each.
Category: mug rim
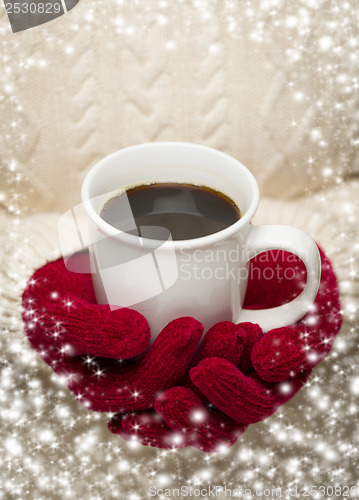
[81,142,260,249]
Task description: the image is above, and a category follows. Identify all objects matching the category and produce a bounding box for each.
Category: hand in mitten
[169,250,341,434]
[188,247,342,427]
[22,257,151,360]
[108,321,309,451]
[22,257,203,412]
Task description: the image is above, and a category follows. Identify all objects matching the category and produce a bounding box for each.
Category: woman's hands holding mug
[22,248,341,452]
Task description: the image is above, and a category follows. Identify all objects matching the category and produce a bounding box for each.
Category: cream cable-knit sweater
[1,0,358,214]
[1,1,358,495]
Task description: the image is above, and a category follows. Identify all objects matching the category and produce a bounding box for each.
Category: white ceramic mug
[81,142,321,337]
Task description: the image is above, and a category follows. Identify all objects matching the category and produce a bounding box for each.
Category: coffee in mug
[99,183,241,241]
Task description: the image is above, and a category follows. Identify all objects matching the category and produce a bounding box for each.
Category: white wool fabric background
[0,0,359,214]
[0,1,359,499]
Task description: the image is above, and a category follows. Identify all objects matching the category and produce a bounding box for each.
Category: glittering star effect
[1,0,359,498]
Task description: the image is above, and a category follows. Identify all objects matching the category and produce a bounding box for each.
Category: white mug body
[81,142,258,336]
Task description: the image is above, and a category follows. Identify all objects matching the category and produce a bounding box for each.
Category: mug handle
[236,225,321,332]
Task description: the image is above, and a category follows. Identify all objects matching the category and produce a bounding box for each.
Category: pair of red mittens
[22,247,342,451]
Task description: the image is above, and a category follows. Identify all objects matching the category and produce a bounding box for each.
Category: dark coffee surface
[100,183,241,240]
